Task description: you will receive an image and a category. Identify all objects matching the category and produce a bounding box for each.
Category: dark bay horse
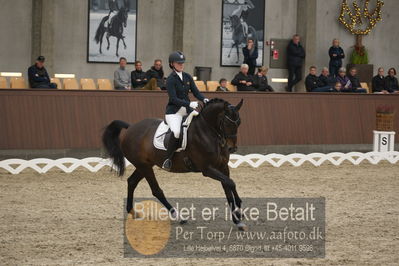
[94,7,129,57]
[102,98,247,230]
[227,15,257,63]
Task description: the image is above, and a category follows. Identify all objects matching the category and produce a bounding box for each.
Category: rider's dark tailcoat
[165,71,205,115]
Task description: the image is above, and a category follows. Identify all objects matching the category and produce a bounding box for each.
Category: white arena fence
[0,152,398,175]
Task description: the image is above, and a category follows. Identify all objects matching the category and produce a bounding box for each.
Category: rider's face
[173,62,184,72]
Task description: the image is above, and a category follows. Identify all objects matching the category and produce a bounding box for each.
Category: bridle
[203,105,241,148]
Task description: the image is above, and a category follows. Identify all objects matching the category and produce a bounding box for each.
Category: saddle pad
[153,111,197,151]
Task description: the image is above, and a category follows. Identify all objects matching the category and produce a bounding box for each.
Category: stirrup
[162,158,172,171]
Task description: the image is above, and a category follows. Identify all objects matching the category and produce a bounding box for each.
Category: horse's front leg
[106,33,110,50]
[202,166,246,230]
[122,37,127,49]
[116,38,120,57]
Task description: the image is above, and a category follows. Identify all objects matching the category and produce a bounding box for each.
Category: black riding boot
[162,135,179,171]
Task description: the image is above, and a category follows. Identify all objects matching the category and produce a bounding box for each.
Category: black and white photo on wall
[87,0,137,63]
[221,0,265,67]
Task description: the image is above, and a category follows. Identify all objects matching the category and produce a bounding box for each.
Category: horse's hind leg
[126,169,145,214]
[140,167,174,213]
[227,43,235,58]
[122,37,127,49]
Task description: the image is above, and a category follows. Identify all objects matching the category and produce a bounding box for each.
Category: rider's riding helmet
[168,51,185,69]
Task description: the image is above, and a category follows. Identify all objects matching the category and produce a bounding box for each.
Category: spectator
[254,66,273,92]
[145,59,166,90]
[372,67,388,93]
[231,64,256,91]
[319,67,337,88]
[305,66,335,92]
[336,67,352,92]
[28,56,57,89]
[114,57,131,90]
[385,68,399,93]
[131,60,148,89]
[286,34,306,92]
[348,67,367,93]
[334,81,342,92]
[328,39,345,77]
[216,78,229,92]
[243,38,258,76]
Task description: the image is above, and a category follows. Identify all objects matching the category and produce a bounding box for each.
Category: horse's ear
[235,99,244,111]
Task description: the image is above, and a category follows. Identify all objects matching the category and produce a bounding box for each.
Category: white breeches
[165,107,187,139]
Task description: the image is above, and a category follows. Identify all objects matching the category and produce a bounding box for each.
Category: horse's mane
[199,98,229,113]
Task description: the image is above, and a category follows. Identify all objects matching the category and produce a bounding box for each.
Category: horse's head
[200,98,243,153]
[222,99,243,153]
[119,7,128,27]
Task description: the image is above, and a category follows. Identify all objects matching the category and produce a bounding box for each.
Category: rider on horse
[107,0,119,27]
[231,1,254,38]
[162,51,209,171]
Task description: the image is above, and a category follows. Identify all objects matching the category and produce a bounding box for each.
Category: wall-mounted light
[0,72,22,77]
[54,74,76,78]
[271,78,288,83]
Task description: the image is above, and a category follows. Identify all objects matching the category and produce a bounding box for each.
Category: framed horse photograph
[87,0,137,63]
[220,0,265,67]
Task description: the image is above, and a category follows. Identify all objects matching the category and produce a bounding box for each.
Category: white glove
[189,101,198,109]
[203,98,210,104]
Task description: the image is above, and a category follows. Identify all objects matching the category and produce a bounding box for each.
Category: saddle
[153,111,197,152]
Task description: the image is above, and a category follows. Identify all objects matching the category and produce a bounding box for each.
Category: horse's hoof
[237,222,248,231]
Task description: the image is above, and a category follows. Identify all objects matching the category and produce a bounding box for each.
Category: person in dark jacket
[28,56,57,89]
[348,67,367,93]
[242,38,258,76]
[385,68,399,93]
[372,67,388,93]
[286,34,306,92]
[162,51,209,171]
[145,59,166,90]
[318,67,337,88]
[305,66,335,92]
[328,39,345,77]
[131,60,148,89]
[231,64,256,91]
[253,66,273,92]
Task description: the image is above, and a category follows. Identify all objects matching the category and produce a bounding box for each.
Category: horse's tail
[94,15,109,44]
[102,120,130,176]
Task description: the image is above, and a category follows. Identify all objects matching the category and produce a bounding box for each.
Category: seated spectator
[131,60,148,89]
[347,67,367,93]
[385,68,399,93]
[144,59,165,90]
[372,67,389,93]
[114,57,131,90]
[336,67,352,92]
[253,66,273,92]
[305,66,335,92]
[319,67,337,88]
[28,56,57,89]
[216,78,229,92]
[334,81,342,92]
[231,64,256,91]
